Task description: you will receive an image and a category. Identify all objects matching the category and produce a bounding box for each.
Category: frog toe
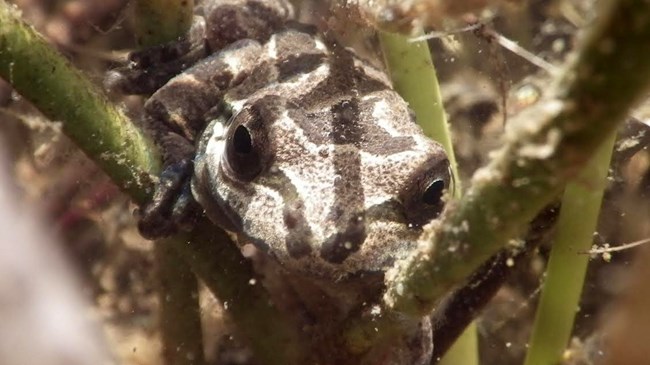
[137,160,198,239]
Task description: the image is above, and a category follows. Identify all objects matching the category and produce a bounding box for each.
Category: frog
[112,0,453,281]
[109,0,452,363]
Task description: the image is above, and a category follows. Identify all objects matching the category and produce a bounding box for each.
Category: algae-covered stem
[346,0,650,352]
[0,2,158,204]
[0,2,303,364]
[385,0,650,317]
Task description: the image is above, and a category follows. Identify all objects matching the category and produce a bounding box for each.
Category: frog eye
[224,109,266,181]
[400,157,452,226]
[233,125,253,154]
[422,179,446,205]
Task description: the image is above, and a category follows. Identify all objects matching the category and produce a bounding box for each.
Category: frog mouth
[190,165,244,233]
[364,199,413,226]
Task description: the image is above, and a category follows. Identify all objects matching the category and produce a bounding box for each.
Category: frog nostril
[422,179,445,205]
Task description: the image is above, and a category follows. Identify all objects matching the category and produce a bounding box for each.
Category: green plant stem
[156,241,205,365]
[379,30,474,365]
[0,2,158,204]
[524,131,617,365]
[131,3,204,365]
[384,0,650,318]
[379,31,460,186]
[437,323,478,365]
[346,0,650,352]
[0,3,302,364]
[133,0,195,46]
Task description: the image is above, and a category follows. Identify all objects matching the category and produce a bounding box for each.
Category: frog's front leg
[105,17,209,95]
[107,0,294,95]
[138,39,267,238]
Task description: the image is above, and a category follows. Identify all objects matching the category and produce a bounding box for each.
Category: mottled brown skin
[128,0,452,281]
[115,1,456,363]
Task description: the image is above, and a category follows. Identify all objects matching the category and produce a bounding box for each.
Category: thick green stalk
[524,131,617,365]
[0,3,302,364]
[0,2,158,204]
[384,0,650,317]
[379,30,474,365]
[346,0,650,353]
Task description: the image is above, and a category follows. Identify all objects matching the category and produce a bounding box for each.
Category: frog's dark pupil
[422,179,445,205]
[233,125,253,154]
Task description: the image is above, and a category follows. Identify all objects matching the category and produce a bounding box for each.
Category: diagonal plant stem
[0,3,158,204]
[346,0,650,353]
[0,2,303,364]
[384,0,650,318]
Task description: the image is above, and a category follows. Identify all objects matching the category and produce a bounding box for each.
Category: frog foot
[137,159,203,239]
